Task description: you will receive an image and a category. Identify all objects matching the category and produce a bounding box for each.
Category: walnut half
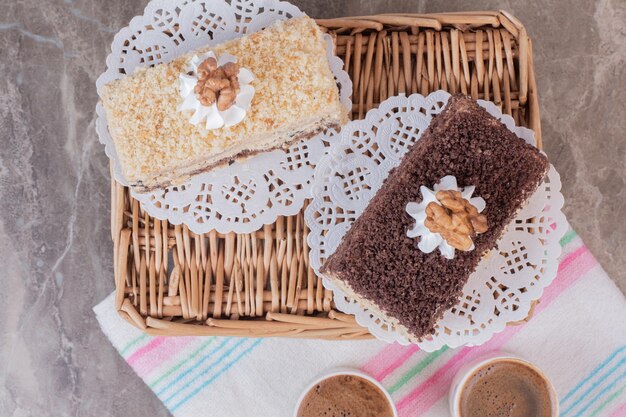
[424,190,488,252]
[194,58,240,110]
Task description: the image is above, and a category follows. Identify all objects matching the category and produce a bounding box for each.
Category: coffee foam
[459,360,554,417]
[297,374,394,417]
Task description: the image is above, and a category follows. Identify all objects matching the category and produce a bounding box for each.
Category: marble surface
[0,0,624,415]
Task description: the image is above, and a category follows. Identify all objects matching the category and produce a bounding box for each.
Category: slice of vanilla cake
[100,16,347,191]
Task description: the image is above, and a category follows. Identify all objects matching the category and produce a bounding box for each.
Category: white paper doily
[305,91,567,351]
[95,0,352,234]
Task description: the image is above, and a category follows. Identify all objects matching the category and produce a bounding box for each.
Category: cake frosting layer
[100,16,347,190]
[321,95,549,341]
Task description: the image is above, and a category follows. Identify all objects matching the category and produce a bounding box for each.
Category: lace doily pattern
[305,91,566,350]
[95,0,352,234]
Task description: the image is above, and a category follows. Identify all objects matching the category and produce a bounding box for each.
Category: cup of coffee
[449,353,559,417]
[294,368,397,417]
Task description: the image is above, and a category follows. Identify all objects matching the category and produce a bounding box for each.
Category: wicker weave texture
[112,11,541,338]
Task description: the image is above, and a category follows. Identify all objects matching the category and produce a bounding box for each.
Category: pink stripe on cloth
[608,401,626,417]
[362,345,420,381]
[127,337,166,365]
[558,244,588,272]
[396,245,596,416]
[127,337,196,377]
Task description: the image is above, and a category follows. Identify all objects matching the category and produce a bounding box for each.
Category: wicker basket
[111,11,541,339]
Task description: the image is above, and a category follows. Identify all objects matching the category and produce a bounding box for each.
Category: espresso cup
[449,353,559,417]
[294,368,398,417]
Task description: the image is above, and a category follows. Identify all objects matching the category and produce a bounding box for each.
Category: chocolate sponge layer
[321,95,549,340]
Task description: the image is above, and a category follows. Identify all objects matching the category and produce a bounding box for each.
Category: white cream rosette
[406,175,486,260]
[178,51,255,130]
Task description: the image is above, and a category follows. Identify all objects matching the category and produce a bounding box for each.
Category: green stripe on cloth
[560,229,577,247]
[149,338,216,389]
[388,346,449,394]
[121,334,149,356]
[588,382,626,417]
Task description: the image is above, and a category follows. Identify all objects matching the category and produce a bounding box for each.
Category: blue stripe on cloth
[560,345,626,416]
[561,345,626,403]
[572,369,626,417]
[170,339,263,412]
[562,359,626,415]
[562,358,626,416]
[155,337,233,397]
[163,338,248,406]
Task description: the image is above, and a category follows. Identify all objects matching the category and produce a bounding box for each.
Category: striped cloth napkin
[94,228,626,417]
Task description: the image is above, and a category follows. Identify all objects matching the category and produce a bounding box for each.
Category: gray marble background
[1,0,624,416]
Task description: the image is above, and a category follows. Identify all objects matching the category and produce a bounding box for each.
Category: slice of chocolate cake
[320,95,549,342]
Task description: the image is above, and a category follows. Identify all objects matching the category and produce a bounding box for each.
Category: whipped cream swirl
[178,51,255,130]
[406,175,486,260]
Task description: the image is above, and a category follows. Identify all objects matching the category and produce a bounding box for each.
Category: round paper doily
[305,91,567,351]
[95,0,352,234]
